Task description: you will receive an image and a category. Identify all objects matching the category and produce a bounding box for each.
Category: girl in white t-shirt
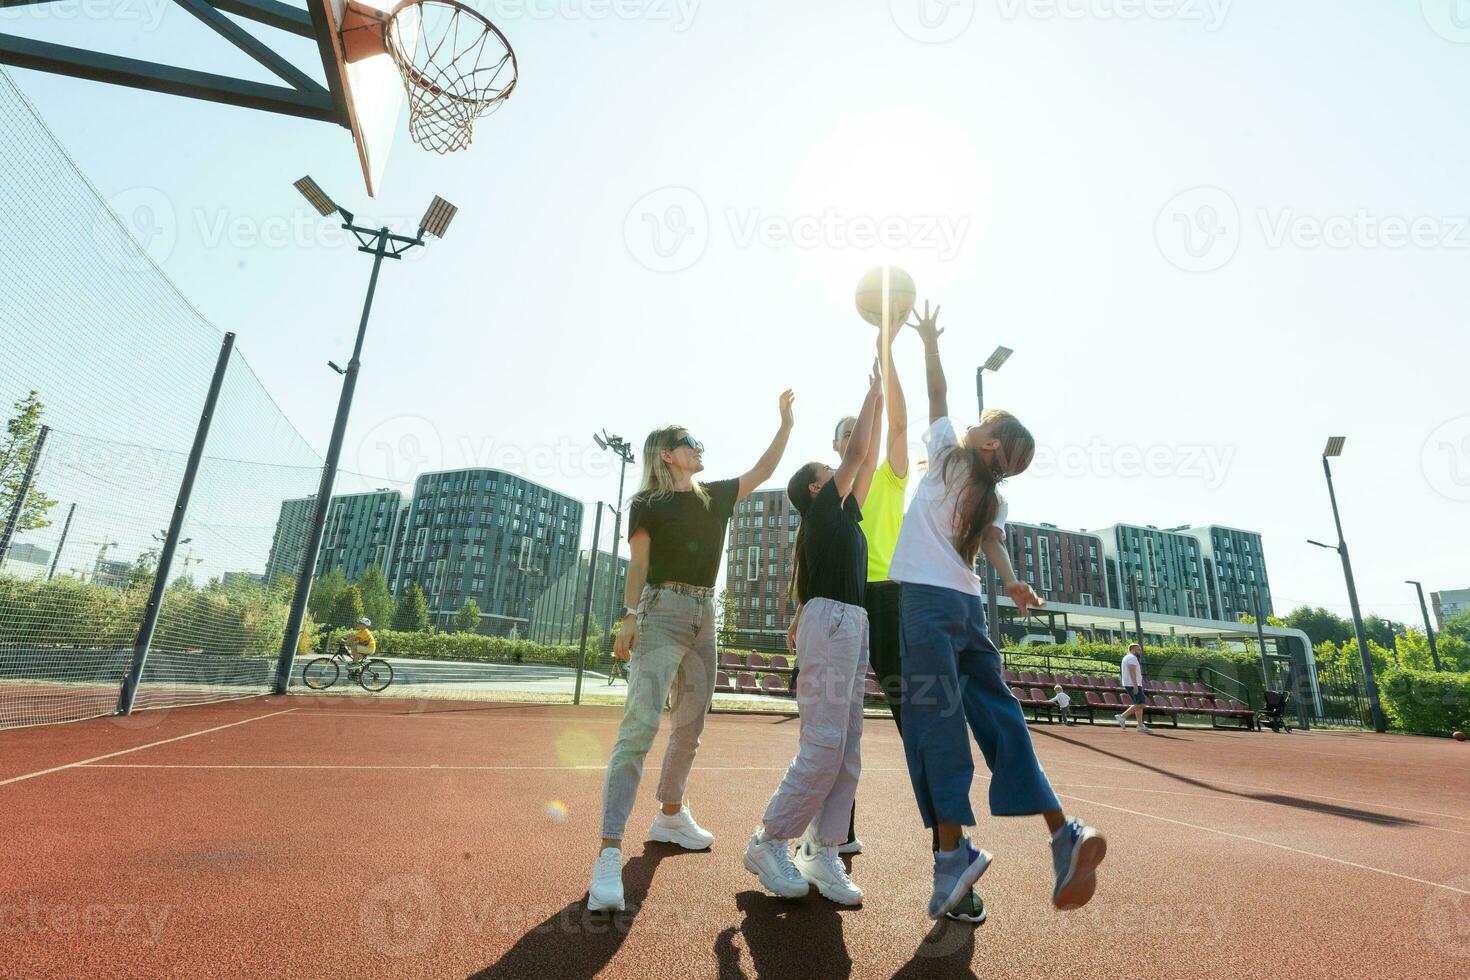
[890,301,1107,921]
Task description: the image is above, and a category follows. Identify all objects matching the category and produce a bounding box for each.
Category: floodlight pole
[274,218,428,694]
[1407,579,1442,671]
[598,434,635,656]
[47,503,76,580]
[573,503,605,705]
[1321,454,1386,732]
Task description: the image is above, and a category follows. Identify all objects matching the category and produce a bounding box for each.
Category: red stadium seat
[1168,696,1188,711]
[761,674,788,695]
[1019,670,1038,685]
[863,678,886,701]
[1037,672,1054,686]
[746,653,769,669]
[1009,686,1027,701]
[1190,682,1209,697]
[715,670,733,692]
[1102,692,1122,706]
[1004,669,1021,685]
[720,653,742,670]
[768,654,791,673]
[737,671,760,693]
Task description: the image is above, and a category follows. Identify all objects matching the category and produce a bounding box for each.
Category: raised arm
[738,389,795,500]
[612,529,650,661]
[908,301,947,424]
[851,371,885,507]
[836,362,882,501]
[879,322,909,479]
[981,525,1043,616]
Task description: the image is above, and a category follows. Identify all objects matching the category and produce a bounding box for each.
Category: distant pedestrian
[1113,643,1151,733]
[1047,685,1073,725]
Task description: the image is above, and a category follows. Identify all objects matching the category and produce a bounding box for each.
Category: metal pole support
[118,334,234,715]
[573,503,604,705]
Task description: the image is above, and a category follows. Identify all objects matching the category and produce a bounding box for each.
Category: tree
[328,584,364,629]
[1362,614,1402,649]
[1441,610,1470,644]
[356,563,393,628]
[393,583,430,632]
[308,567,346,624]
[1284,606,1353,647]
[717,588,737,647]
[0,390,58,537]
[453,598,482,633]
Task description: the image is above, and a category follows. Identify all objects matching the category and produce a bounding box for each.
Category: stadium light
[293,175,347,221]
[594,431,636,656]
[418,196,458,239]
[1313,437,1385,732]
[983,345,1014,373]
[1405,579,1443,671]
[274,179,459,695]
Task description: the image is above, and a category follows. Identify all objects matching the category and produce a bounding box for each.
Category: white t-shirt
[1120,651,1142,688]
[1053,690,1071,709]
[889,417,1007,597]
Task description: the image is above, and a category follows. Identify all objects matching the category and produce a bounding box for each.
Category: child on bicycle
[349,617,376,662]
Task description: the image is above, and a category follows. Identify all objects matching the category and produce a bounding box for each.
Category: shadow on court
[1033,728,1419,828]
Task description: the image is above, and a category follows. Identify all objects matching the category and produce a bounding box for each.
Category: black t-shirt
[796,480,866,607]
[628,478,741,588]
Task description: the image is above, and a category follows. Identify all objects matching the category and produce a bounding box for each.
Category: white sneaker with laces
[1113,713,1126,728]
[646,804,716,850]
[743,829,809,898]
[794,841,863,905]
[587,847,625,912]
[837,838,863,856]
[1136,724,1153,733]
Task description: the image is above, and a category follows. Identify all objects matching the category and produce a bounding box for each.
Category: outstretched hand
[907,300,943,346]
[778,389,796,429]
[1007,580,1045,616]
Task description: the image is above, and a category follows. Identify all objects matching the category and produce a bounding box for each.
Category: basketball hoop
[341,0,518,154]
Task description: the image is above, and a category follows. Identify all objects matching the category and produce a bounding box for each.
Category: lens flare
[545,800,569,823]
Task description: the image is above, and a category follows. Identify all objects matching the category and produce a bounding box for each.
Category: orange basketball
[1454,731,1466,741]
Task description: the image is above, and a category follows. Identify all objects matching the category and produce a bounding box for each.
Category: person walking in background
[745,363,882,905]
[889,301,1106,921]
[1047,684,1074,726]
[1114,643,1151,733]
[586,394,796,913]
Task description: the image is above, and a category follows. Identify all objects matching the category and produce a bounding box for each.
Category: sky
[4,0,1469,624]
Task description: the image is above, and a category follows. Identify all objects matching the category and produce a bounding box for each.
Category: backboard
[308,0,415,197]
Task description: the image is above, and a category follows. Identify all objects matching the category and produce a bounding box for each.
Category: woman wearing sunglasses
[588,392,796,913]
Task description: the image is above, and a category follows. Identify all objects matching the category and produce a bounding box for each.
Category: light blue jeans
[599,585,717,841]
[761,597,868,845]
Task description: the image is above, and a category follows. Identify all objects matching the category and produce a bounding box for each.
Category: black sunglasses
[670,435,704,452]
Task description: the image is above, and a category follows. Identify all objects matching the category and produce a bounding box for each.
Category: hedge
[322,626,585,669]
[1379,669,1470,736]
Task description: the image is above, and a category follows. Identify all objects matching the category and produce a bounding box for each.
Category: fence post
[0,423,49,565]
[573,503,604,705]
[46,502,75,580]
[118,333,234,715]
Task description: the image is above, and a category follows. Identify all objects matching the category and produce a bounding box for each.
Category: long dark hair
[785,462,821,606]
[939,410,1035,565]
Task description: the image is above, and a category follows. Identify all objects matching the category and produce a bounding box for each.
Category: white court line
[1048,782,1470,838]
[0,708,297,788]
[1034,754,1470,824]
[80,763,914,772]
[1054,790,1470,898]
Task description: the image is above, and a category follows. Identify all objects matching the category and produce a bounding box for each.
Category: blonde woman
[587,392,795,912]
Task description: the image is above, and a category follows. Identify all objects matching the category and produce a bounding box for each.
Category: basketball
[1454,731,1466,741]
[854,266,916,329]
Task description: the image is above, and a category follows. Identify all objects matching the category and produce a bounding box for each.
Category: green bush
[1379,669,1470,736]
[322,626,582,669]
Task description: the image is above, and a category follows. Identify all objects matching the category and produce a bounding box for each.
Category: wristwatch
[622,607,639,619]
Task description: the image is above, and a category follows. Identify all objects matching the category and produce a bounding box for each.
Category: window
[765,614,774,628]
[518,536,534,570]
[746,547,760,581]
[1038,536,1052,593]
[413,528,428,562]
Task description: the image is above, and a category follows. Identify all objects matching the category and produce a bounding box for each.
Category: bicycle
[302,643,394,693]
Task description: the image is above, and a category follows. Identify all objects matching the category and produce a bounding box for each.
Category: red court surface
[2,696,1467,979]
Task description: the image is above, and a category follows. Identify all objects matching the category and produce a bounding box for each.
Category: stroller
[1260,690,1292,733]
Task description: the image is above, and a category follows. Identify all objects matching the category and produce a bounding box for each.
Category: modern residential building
[1092,523,1213,620]
[1432,588,1470,630]
[527,549,630,645]
[263,488,405,585]
[389,468,583,636]
[0,542,51,578]
[724,488,799,631]
[91,557,131,589]
[1175,524,1273,621]
[997,523,1110,607]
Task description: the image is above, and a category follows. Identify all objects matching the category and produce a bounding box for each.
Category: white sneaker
[837,838,864,856]
[743,829,809,898]
[1113,713,1126,728]
[1136,724,1153,733]
[646,804,716,850]
[587,847,625,912]
[794,840,863,906]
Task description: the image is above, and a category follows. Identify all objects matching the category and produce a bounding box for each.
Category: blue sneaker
[1051,818,1107,910]
[928,837,992,920]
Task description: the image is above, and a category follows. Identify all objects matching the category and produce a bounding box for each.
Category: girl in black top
[741,364,884,905]
[587,392,796,914]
